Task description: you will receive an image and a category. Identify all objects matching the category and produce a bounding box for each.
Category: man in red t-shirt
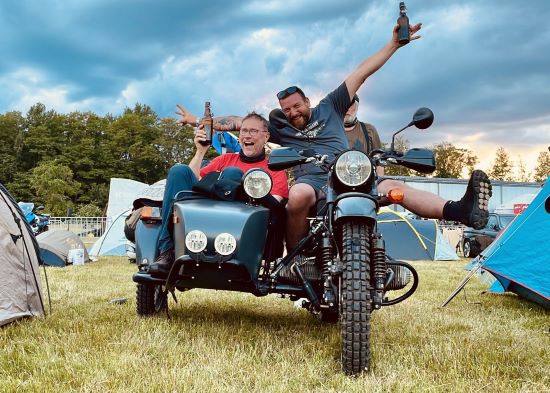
[149,112,288,276]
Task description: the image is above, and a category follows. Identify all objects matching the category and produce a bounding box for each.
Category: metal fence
[48,217,108,238]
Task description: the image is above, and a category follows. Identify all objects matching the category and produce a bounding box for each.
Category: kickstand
[162,286,178,319]
[170,289,178,304]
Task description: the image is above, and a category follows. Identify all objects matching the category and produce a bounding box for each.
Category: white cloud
[0,67,111,114]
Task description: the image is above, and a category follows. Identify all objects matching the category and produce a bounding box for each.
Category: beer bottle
[397,2,410,45]
[199,101,213,146]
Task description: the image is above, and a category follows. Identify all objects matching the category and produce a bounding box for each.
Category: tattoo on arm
[214,116,242,131]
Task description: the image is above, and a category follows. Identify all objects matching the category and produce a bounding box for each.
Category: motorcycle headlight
[243,169,272,199]
[334,150,372,187]
[185,230,208,253]
[214,233,237,256]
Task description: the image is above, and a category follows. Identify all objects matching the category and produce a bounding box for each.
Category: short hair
[242,111,269,132]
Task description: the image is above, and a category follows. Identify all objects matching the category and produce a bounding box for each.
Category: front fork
[319,225,388,313]
[371,232,387,310]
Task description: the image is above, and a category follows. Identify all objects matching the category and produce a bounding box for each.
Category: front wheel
[136,283,167,316]
[340,220,372,375]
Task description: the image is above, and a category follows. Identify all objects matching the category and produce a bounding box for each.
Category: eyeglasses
[276,85,305,100]
[239,128,264,136]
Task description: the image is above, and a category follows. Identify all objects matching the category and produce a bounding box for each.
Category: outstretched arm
[176,104,242,131]
[345,22,422,100]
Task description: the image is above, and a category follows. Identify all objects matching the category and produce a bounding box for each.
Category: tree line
[1,103,548,215]
[384,139,549,183]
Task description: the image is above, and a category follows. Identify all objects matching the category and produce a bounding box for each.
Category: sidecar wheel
[340,220,371,375]
[136,283,167,316]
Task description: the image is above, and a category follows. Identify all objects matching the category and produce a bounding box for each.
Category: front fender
[334,195,377,225]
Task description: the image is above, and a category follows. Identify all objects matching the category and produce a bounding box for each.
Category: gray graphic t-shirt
[268,82,351,179]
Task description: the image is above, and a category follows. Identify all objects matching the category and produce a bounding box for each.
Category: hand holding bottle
[392,2,422,48]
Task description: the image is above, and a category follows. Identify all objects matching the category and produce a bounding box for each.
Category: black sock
[443,200,464,222]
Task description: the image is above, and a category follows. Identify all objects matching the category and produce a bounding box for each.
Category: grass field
[1,257,549,392]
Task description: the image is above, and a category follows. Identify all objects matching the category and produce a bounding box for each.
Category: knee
[220,167,244,180]
[167,164,193,180]
[287,185,316,213]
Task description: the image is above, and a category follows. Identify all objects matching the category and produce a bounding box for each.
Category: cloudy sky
[1,0,548,176]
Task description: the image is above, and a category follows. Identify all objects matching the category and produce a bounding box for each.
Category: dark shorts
[294,174,327,198]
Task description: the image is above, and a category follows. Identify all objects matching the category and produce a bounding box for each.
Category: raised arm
[176,104,242,131]
[344,22,422,100]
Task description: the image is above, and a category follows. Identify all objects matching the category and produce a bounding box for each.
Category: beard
[290,113,308,130]
[344,114,357,127]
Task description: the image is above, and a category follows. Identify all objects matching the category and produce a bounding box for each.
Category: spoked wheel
[136,283,167,316]
[339,220,372,375]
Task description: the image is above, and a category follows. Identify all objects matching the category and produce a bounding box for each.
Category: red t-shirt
[200,153,289,199]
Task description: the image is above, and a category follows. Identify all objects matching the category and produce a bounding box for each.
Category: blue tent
[89,211,129,257]
[377,210,459,261]
[479,178,550,309]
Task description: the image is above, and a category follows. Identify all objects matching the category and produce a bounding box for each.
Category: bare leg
[285,183,317,249]
[378,179,446,218]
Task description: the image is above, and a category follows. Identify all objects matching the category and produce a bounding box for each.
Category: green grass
[1,258,549,392]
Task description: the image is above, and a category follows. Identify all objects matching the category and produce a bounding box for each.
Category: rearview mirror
[412,107,434,130]
[390,108,434,153]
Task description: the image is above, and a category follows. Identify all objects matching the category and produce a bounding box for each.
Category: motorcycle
[18,202,50,235]
[131,108,436,375]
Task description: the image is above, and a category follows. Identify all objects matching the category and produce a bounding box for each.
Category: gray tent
[0,183,45,326]
[37,230,90,267]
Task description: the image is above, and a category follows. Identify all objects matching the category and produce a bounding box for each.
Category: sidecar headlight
[334,150,372,187]
[185,230,207,253]
[214,233,237,256]
[243,169,272,199]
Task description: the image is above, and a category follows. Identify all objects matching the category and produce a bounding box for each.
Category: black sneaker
[461,170,492,229]
[148,249,175,276]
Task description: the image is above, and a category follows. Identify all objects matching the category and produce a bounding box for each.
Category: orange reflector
[387,188,404,204]
[140,206,154,218]
[173,214,180,224]
[140,206,161,219]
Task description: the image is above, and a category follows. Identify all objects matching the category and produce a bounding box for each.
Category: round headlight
[185,230,207,253]
[243,169,272,199]
[214,233,237,256]
[335,150,372,187]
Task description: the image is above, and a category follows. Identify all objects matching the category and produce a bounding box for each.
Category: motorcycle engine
[278,256,322,284]
[385,263,411,290]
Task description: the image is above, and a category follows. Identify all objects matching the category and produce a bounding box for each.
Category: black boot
[148,249,175,276]
[443,170,492,229]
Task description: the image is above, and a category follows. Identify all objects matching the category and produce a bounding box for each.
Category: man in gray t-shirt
[267,19,421,247]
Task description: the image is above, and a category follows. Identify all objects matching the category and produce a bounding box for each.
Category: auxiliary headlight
[334,150,372,187]
[185,230,207,253]
[214,233,237,256]
[243,169,272,199]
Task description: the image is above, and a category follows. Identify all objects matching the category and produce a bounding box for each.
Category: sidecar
[171,196,272,291]
[132,168,287,314]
